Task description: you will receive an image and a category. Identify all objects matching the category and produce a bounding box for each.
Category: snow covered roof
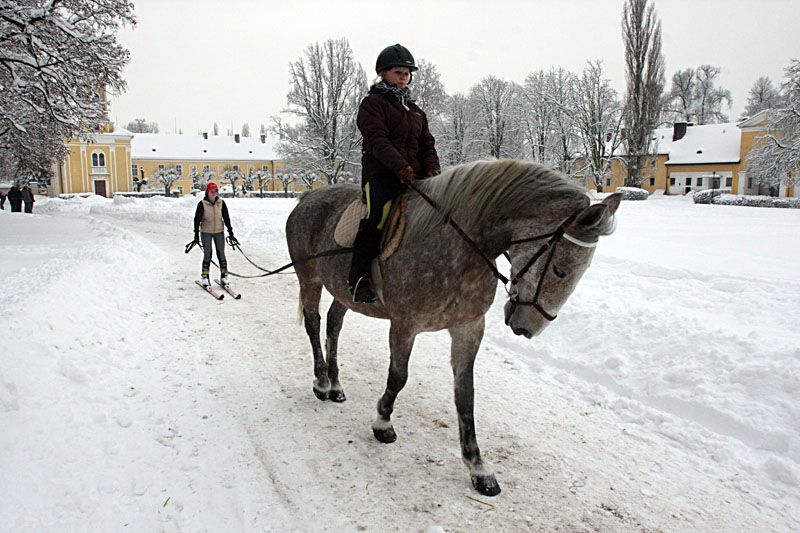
[737,109,770,129]
[664,123,740,165]
[131,133,279,162]
[608,122,742,165]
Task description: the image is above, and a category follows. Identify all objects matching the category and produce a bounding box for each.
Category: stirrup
[350,276,376,303]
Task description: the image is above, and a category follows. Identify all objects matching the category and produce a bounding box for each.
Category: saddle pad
[334,195,408,262]
[334,199,366,247]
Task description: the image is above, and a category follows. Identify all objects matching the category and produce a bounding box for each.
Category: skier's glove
[185,232,202,253]
[226,233,240,250]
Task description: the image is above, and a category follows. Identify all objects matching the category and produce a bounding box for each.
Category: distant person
[0,190,6,210]
[6,185,22,212]
[22,185,35,213]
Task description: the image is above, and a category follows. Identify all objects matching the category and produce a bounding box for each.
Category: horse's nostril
[511,326,531,338]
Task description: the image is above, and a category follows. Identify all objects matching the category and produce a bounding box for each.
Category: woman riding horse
[348,43,441,303]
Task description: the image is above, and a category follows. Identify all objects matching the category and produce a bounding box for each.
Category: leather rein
[406,181,599,322]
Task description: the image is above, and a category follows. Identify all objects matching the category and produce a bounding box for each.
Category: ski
[196,280,224,300]
[215,279,241,299]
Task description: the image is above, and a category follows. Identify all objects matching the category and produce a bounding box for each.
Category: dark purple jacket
[357,91,440,186]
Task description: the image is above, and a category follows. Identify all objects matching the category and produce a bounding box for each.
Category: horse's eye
[553,265,567,278]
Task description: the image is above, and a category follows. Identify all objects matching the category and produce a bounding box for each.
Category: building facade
[590,111,797,198]
[52,125,134,197]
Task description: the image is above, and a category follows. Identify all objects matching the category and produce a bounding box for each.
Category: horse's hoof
[372,426,397,443]
[328,389,346,403]
[471,474,501,497]
[313,387,329,401]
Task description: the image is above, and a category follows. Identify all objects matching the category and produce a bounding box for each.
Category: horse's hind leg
[298,275,329,401]
[325,299,348,403]
[449,316,501,497]
[372,321,416,443]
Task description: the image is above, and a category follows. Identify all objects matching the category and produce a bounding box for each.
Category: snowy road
[1,195,798,531]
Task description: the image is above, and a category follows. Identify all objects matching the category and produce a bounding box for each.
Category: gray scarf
[370,81,413,111]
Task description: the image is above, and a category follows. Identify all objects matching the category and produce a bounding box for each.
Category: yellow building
[52,125,134,197]
[131,132,300,195]
[596,111,797,198]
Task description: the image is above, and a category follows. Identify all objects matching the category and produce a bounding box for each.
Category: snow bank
[614,186,649,200]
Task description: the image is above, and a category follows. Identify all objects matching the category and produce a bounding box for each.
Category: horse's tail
[296,290,304,326]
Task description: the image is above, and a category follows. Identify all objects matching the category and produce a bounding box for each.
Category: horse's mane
[406,159,591,241]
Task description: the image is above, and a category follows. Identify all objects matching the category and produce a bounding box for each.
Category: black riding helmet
[375,44,418,74]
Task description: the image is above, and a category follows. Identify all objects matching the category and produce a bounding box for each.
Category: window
[686,177,692,185]
[697,177,703,186]
[158,164,165,171]
[132,164,138,178]
[747,177,753,189]
[262,165,269,172]
[175,164,183,175]
[203,165,210,172]
[725,177,733,187]
[670,177,676,185]
[606,178,611,187]
[649,177,655,186]
[91,151,106,167]
[232,164,239,171]
[176,186,184,195]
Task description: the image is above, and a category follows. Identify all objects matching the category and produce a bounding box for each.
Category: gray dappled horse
[286,160,621,496]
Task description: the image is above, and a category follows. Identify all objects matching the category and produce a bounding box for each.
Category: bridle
[406,181,601,323]
[503,216,598,321]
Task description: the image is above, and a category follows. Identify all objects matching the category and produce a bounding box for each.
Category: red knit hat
[206,182,218,192]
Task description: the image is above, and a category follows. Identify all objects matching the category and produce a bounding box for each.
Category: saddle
[334,193,408,262]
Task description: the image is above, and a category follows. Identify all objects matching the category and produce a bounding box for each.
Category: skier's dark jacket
[357,90,439,187]
[6,187,22,211]
[193,195,232,235]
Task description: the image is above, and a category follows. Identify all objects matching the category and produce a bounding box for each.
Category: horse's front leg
[449,316,501,496]
[372,321,416,443]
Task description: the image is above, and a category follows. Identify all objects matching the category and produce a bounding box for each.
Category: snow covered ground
[1,193,798,531]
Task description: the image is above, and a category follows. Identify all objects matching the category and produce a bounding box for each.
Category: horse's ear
[573,204,607,230]
[602,193,622,215]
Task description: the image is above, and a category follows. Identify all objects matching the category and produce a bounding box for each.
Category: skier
[191,182,238,288]
[348,43,440,303]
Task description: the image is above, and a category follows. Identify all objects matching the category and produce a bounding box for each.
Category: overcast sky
[110,0,800,135]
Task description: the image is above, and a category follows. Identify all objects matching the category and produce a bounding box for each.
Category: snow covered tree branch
[0,0,135,177]
[747,60,800,190]
[271,37,367,185]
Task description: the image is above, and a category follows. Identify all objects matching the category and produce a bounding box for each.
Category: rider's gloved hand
[398,165,416,184]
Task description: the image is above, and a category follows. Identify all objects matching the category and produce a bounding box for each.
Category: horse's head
[504,193,621,338]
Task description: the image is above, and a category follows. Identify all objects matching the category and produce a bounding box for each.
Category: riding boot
[348,220,382,303]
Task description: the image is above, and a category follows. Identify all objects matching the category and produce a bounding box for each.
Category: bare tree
[300,172,319,190]
[276,172,296,196]
[412,59,448,119]
[253,169,272,195]
[126,118,159,133]
[663,68,695,123]
[663,65,731,124]
[272,38,367,184]
[470,76,521,159]
[221,169,244,195]
[154,167,180,196]
[519,70,556,164]
[571,61,624,191]
[0,0,135,177]
[213,122,219,136]
[747,60,800,192]
[692,65,732,124]
[546,67,579,173]
[744,76,783,118]
[435,93,479,166]
[621,0,666,186]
